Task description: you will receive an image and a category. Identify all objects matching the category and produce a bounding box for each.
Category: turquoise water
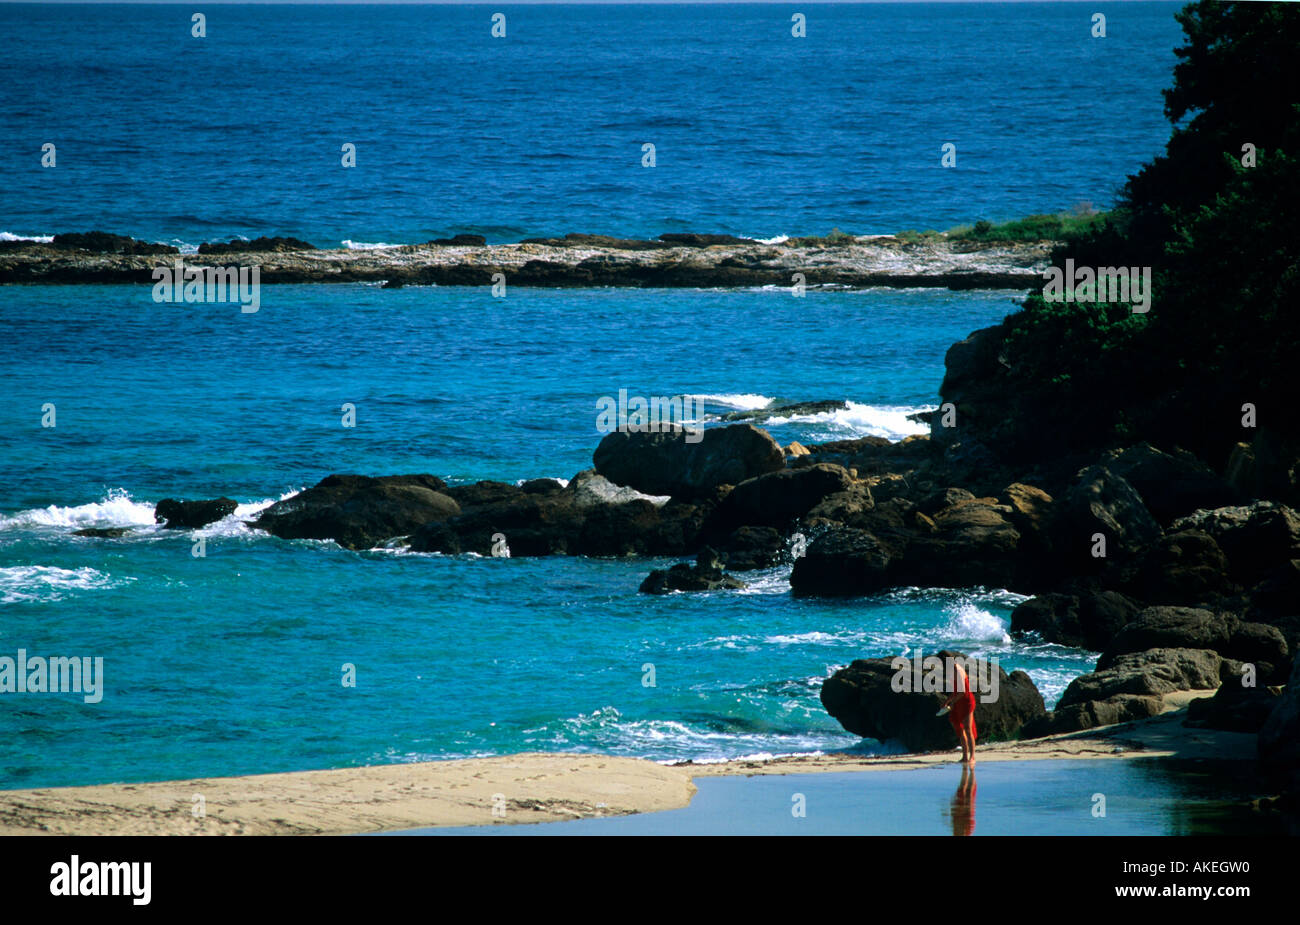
[0,0,1192,789]
[0,284,1099,789]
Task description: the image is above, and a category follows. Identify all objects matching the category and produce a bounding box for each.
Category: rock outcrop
[154,497,238,529]
[593,424,784,500]
[639,548,746,594]
[819,652,1046,752]
[254,475,459,549]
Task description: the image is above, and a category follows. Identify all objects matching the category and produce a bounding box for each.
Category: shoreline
[0,693,1258,836]
[0,233,1050,290]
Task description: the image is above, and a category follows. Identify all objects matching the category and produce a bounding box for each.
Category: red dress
[948,669,977,740]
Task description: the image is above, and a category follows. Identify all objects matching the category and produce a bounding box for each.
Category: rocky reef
[0,230,1049,289]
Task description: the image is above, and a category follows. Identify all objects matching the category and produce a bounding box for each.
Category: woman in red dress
[941,660,977,766]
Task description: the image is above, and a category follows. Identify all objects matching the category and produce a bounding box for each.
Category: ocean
[0,2,1184,790]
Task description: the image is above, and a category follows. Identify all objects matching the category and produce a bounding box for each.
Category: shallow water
[398,759,1288,836]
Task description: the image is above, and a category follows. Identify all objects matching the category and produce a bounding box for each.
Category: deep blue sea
[0,3,1183,790]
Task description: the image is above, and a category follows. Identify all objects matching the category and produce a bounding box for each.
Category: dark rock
[408,469,705,558]
[790,527,892,597]
[1096,605,1289,673]
[1097,607,1235,668]
[657,233,750,247]
[803,485,877,526]
[1129,529,1238,605]
[198,236,316,254]
[427,234,486,246]
[154,497,238,529]
[639,547,746,594]
[51,231,178,255]
[1102,443,1240,524]
[1059,648,1225,707]
[1187,685,1283,733]
[1024,695,1166,737]
[893,497,1022,590]
[1053,464,1162,569]
[720,400,846,423]
[1009,588,1140,651]
[254,475,457,549]
[917,487,975,516]
[593,423,784,499]
[720,525,786,571]
[1171,502,1300,586]
[819,651,1046,752]
[715,463,857,529]
[71,526,133,538]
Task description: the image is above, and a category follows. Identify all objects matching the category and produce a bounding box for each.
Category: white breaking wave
[0,488,302,535]
[0,490,156,530]
[941,602,1012,645]
[688,393,773,411]
[764,401,934,441]
[0,231,54,243]
[0,565,131,604]
[753,234,790,245]
[342,240,399,250]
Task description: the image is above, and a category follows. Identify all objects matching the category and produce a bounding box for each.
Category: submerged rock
[71,526,133,538]
[639,548,746,594]
[154,497,238,529]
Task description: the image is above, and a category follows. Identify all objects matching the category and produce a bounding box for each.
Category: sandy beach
[0,691,1262,836]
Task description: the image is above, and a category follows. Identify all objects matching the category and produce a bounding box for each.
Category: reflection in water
[949,765,977,836]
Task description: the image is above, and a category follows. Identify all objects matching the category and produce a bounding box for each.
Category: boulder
[639,548,746,594]
[593,423,784,499]
[1102,443,1239,524]
[154,497,238,529]
[254,475,458,549]
[1096,607,1234,668]
[1171,502,1300,585]
[1097,606,1288,672]
[1009,588,1140,651]
[1022,647,1228,737]
[1187,685,1284,733]
[1059,648,1225,706]
[1024,695,1166,737]
[999,483,1054,540]
[892,498,1022,590]
[715,463,857,528]
[1053,464,1162,567]
[790,528,892,597]
[1128,529,1237,605]
[719,525,786,571]
[819,651,1046,752]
